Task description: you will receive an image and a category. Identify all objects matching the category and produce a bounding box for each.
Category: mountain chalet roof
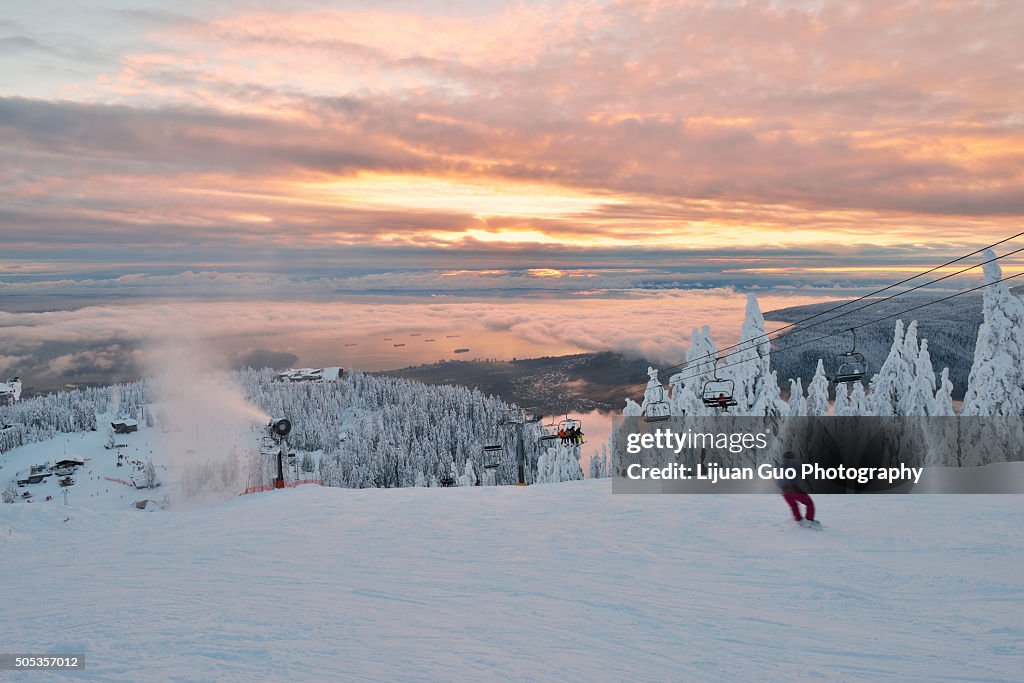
[111,419,139,434]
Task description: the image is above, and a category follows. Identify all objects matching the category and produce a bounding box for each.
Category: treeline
[236,369,572,488]
[0,382,150,453]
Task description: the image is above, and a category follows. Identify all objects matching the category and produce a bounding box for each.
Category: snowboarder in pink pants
[779,451,820,528]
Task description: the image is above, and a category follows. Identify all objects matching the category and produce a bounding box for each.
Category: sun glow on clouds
[2,0,1024,276]
[302,174,620,220]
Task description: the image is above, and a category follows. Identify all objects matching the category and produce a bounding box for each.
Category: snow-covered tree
[922,366,960,466]
[869,320,914,416]
[1,482,16,504]
[934,368,955,416]
[685,325,719,388]
[669,376,702,417]
[806,360,830,416]
[641,367,670,420]
[672,325,720,416]
[141,459,159,489]
[833,382,849,415]
[732,295,784,417]
[536,443,584,483]
[847,382,869,416]
[786,378,807,417]
[589,444,610,479]
[905,338,939,416]
[301,452,315,473]
[962,249,1024,416]
[457,459,477,487]
[622,398,643,417]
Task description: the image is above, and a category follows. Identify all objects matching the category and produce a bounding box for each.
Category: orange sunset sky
[1,1,1023,385]
[2,1,1022,272]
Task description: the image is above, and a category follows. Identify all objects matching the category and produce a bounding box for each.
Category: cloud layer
[0,289,835,389]
[1,0,1022,273]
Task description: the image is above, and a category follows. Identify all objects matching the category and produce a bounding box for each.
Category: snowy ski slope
[2,480,1022,682]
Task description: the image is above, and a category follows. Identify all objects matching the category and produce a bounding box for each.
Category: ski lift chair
[832,329,868,384]
[558,417,581,433]
[557,416,585,446]
[538,414,560,441]
[644,401,671,423]
[701,359,737,411]
[643,385,671,422]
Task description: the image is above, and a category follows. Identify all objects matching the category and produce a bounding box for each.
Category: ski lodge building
[0,377,22,406]
[273,367,342,383]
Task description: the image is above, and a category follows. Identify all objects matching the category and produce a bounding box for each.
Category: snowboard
[798,519,823,530]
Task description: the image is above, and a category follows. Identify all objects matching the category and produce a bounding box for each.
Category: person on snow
[778,451,819,528]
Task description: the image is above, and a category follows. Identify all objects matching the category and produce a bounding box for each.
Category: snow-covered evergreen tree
[833,382,850,415]
[673,325,719,416]
[457,459,477,487]
[641,367,670,420]
[141,459,159,489]
[868,320,914,416]
[847,382,869,415]
[806,360,830,416]
[731,295,784,417]
[589,444,610,479]
[962,249,1024,416]
[905,338,939,416]
[786,378,807,417]
[934,368,955,417]
[536,443,584,483]
[622,398,643,417]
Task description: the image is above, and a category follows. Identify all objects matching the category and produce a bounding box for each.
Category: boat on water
[394,343,406,347]
[424,339,436,342]
[453,348,470,353]
[447,335,460,338]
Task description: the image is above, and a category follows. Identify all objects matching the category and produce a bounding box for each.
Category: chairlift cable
[654,271,1024,390]
[686,231,1024,369]
[652,244,1024,386]
[591,239,1024,402]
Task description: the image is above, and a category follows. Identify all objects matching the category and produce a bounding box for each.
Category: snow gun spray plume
[143,320,271,507]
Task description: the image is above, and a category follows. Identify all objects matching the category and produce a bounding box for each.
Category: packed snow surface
[2,481,1022,682]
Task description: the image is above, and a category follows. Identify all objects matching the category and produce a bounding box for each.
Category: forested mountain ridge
[765,293,983,398]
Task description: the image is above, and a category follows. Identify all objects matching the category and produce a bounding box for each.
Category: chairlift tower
[501,407,542,486]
